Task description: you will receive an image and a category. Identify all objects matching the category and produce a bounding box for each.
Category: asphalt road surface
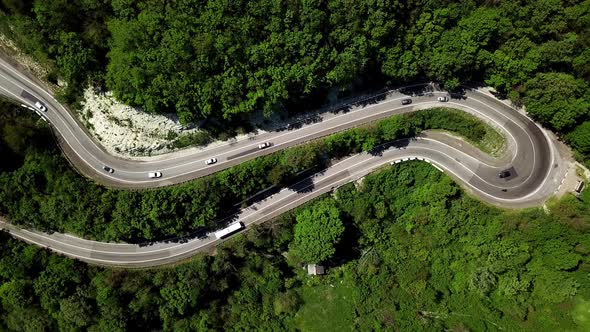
[0,56,565,267]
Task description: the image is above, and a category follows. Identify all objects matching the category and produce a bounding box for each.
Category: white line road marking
[0,73,562,266]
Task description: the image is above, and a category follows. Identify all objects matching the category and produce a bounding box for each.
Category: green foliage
[567,121,590,158]
[273,290,301,316]
[168,131,212,150]
[0,161,588,330]
[572,296,590,330]
[55,32,93,83]
[523,73,590,131]
[486,37,541,95]
[0,0,585,130]
[294,280,358,331]
[426,7,511,88]
[304,163,589,331]
[290,199,345,264]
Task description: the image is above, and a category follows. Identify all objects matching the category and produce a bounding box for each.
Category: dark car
[103,165,115,173]
[401,98,412,105]
[498,170,511,178]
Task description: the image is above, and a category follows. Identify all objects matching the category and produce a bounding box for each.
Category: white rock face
[79,87,203,157]
[0,33,248,158]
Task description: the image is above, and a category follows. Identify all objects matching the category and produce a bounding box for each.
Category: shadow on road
[288,175,315,194]
[398,85,432,97]
[369,138,411,157]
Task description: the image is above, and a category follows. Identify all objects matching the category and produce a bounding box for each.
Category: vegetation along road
[0,57,569,267]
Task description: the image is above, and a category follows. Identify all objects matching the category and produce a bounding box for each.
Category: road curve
[0,57,566,267]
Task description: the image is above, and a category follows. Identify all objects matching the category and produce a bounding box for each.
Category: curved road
[0,57,566,267]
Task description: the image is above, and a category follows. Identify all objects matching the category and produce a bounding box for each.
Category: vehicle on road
[102,166,115,173]
[148,171,162,178]
[258,142,272,149]
[34,101,47,112]
[498,170,511,178]
[205,158,217,165]
[437,96,449,102]
[214,222,245,239]
[401,98,412,105]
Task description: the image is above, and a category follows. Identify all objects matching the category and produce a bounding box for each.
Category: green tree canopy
[524,72,590,131]
[290,199,344,264]
[567,121,590,155]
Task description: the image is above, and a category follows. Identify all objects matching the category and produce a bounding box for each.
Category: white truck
[214,222,245,239]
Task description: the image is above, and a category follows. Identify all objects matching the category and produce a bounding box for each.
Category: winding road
[0,56,569,267]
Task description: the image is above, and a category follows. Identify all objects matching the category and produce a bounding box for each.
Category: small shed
[307,264,325,275]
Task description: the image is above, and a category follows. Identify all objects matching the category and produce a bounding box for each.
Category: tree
[33,256,83,316]
[567,121,590,156]
[57,291,94,331]
[523,72,590,131]
[485,37,541,95]
[289,200,344,263]
[273,290,301,315]
[426,7,510,87]
[56,32,92,84]
[0,280,33,310]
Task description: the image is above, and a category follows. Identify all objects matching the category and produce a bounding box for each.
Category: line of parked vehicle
[36,91,455,180]
[98,95,453,179]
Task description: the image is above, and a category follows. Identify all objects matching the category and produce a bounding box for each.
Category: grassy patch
[479,125,507,157]
[294,279,358,331]
[573,296,590,330]
[425,108,507,157]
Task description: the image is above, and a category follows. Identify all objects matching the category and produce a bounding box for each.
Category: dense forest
[1,162,588,331]
[1,0,590,163]
[0,100,502,243]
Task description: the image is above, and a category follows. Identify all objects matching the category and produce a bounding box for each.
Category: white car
[258,142,272,149]
[148,171,162,178]
[205,158,217,165]
[437,96,449,102]
[34,101,47,112]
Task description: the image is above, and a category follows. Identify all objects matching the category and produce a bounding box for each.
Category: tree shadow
[369,138,411,157]
[448,86,468,100]
[398,84,433,97]
[330,214,362,266]
[330,105,352,115]
[287,175,315,194]
[351,91,388,108]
